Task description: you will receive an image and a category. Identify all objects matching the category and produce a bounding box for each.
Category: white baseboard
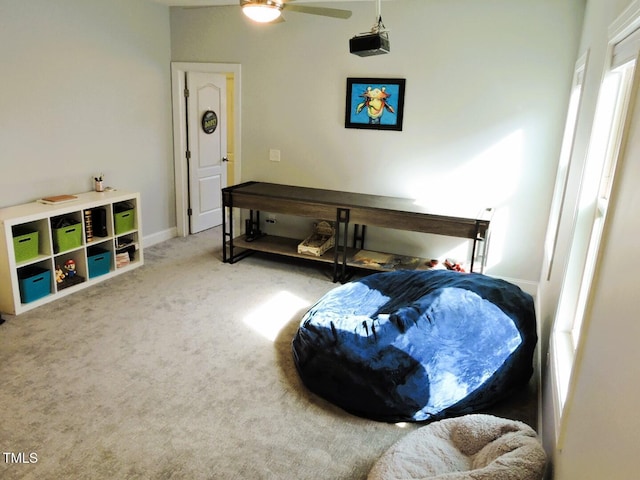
[143,227,177,248]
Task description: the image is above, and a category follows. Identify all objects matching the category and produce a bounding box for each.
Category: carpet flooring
[0,227,536,479]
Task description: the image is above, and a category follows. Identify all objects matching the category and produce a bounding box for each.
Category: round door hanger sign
[202,110,218,134]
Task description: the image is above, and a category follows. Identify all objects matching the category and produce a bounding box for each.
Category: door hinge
[184,87,189,98]
[187,208,193,216]
[186,150,191,160]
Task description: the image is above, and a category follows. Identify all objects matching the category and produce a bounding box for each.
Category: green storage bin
[13,228,39,263]
[114,209,135,234]
[53,222,82,253]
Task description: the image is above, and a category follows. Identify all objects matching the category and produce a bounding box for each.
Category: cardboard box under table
[18,266,51,303]
[298,221,335,257]
[13,227,39,263]
[87,247,112,278]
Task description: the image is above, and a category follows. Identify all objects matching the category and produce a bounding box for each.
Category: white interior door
[187,71,227,233]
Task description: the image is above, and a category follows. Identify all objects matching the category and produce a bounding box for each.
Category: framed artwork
[345,77,406,131]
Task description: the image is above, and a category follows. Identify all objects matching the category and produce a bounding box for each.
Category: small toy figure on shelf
[444,258,466,272]
[57,260,84,290]
[55,266,65,284]
[64,259,77,277]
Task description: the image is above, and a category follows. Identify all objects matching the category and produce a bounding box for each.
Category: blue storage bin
[87,248,111,278]
[18,267,51,303]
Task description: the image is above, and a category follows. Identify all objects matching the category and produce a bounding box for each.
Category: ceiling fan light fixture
[241,1,282,23]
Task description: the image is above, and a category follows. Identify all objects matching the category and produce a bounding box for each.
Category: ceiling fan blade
[283,4,352,19]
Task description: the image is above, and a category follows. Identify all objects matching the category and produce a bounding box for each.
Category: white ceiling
[151,0,234,5]
[151,0,235,6]
[152,0,371,6]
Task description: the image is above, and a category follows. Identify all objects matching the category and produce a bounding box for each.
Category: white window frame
[550,2,640,445]
[569,63,635,347]
[552,62,635,446]
[544,51,589,280]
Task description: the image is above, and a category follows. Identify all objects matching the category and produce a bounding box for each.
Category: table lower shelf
[228,235,452,274]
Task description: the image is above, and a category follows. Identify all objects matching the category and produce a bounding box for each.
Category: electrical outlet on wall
[269,149,281,162]
[266,214,277,224]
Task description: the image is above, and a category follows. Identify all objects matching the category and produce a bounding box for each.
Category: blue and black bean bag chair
[291,270,537,422]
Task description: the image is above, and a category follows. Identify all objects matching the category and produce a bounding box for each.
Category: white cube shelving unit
[0,190,144,315]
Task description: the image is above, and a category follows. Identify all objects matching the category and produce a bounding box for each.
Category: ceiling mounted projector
[350,31,389,57]
[350,0,389,57]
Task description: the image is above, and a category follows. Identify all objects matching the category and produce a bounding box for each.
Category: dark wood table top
[223,181,491,225]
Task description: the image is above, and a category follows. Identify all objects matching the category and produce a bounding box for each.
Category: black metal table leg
[471,235,478,273]
[471,220,489,273]
[222,193,233,263]
[352,224,367,250]
[333,208,350,282]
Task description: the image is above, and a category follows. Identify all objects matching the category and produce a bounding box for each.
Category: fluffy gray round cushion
[367,414,546,480]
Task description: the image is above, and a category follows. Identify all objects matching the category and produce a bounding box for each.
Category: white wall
[0,0,584,284]
[0,0,174,240]
[170,0,584,285]
[540,0,640,477]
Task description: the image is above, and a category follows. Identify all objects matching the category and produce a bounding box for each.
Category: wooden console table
[222,181,492,282]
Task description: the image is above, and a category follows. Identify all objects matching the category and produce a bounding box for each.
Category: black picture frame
[345,77,406,131]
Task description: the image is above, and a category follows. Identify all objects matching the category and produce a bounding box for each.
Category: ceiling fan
[239,0,352,23]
